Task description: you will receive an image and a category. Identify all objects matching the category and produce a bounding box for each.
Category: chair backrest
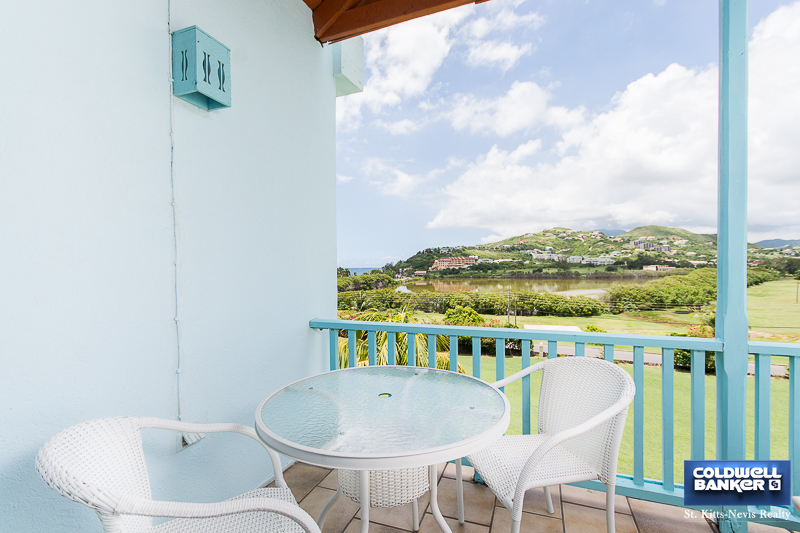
[35,417,153,533]
[537,357,636,484]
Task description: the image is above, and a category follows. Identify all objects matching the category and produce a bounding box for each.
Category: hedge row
[605,267,778,312]
[337,289,606,317]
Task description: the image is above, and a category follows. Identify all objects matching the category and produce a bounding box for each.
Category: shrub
[583,324,607,333]
[670,326,716,373]
[443,305,485,326]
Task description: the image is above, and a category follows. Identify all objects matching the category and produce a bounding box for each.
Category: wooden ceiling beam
[313,0,362,39]
[318,0,479,43]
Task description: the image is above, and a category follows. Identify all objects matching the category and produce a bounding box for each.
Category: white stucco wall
[0,0,336,530]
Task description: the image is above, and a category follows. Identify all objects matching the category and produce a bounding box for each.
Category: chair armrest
[491,361,547,390]
[510,394,633,520]
[113,495,321,533]
[138,418,287,489]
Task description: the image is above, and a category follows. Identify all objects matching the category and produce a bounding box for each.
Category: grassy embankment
[461,354,791,485]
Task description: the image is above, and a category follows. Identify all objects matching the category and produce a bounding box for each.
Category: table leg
[455,459,464,524]
[429,464,453,533]
[360,470,370,533]
[318,485,342,529]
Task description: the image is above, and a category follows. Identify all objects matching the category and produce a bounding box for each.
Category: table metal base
[316,463,465,533]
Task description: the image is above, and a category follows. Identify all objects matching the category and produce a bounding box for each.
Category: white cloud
[747,2,800,240]
[374,118,421,135]
[336,8,472,131]
[336,1,545,131]
[467,41,532,71]
[463,3,545,39]
[337,174,355,183]
[429,2,800,239]
[364,159,441,197]
[449,81,585,136]
[430,63,719,234]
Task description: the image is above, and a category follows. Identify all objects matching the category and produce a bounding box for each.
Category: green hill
[393,225,795,276]
[618,225,715,244]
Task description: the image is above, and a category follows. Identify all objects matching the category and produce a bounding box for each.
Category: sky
[335,0,800,267]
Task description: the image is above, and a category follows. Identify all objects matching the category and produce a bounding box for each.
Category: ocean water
[343,267,381,276]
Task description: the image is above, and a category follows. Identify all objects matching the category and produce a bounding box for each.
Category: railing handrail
[748,341,800,357]
[310,318,724,351]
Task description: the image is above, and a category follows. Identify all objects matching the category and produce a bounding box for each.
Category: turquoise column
[716,1,748,531]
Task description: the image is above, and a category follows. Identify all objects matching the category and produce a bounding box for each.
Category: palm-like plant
[337,308,465,373]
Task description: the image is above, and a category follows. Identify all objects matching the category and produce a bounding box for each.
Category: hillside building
[429,256,477,271]
[582,257,615,265]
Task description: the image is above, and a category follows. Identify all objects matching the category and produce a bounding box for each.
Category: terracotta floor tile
[320,469,339,491]
[629,498,713,533]
[491,505,563,533]
[355,493,431,531]
[562,502,637,533]
[283,462,332,502]
[418,512,489,533]
[344,518,408,533]
[442,462,476,483]
[298,486,359,533]
[435,477,496,526]
[560,484,631,514]
[748,521,790,533]
[516,484,563,518]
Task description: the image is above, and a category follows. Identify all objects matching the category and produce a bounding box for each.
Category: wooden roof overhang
[304,0,490,43]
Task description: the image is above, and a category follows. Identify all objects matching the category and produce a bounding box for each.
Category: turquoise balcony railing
[310,318,800,530]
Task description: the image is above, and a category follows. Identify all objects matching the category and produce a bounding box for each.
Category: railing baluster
[472,337,481,379]
[450,335,458,372]
[522,339,531,436]
[368,331,377,366]
[634,345,644,486]
[575,342,585,357]
[428,334,437,369]
[604,344,614,362]
[388,331,396,365]
[329,329,339,371]
[690,350,705,460]
[790,357,799,500]
[408,333,416,367]
[754,352,771,460]
[348,330,356,368]
[548,340,557,359]
[662,348,674,491]
[496,338,505,393]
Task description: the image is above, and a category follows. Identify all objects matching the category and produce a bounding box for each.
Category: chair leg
[511,518,521,533]
[543,486,554,514]
[455,459,465,524]
[411,498,420,531]
[360,470,370,533]
[606,484,616,533]
[318,486,342,529]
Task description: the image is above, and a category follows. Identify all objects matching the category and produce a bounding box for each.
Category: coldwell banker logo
[684,460,791,506]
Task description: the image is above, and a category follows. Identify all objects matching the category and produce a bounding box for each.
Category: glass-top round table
[255,365,510,533]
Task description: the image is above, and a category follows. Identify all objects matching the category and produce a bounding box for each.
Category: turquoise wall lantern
[172,26,231,110]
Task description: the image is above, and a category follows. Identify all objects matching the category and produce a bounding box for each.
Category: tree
[337,267,351,278]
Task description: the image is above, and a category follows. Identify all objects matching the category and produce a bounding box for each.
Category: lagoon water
[399,277,651,298]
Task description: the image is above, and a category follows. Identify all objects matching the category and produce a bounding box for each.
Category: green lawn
[459,355,791,485]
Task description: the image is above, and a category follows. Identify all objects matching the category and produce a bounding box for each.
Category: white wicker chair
[35,416,321,533]
[466,357,636,533]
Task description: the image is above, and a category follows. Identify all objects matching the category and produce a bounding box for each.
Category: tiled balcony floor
[277,462,791,533]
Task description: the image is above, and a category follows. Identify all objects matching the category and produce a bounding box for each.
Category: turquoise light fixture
[172,26,231,110]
